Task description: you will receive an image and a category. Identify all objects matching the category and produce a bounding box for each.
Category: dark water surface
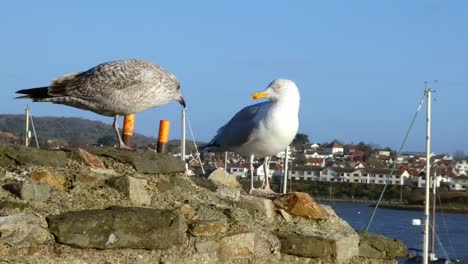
[323,201,468,263]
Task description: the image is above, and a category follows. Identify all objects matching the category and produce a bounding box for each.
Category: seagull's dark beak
[177,96,186,108]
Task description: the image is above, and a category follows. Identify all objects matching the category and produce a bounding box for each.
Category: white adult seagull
[201,79,300,194]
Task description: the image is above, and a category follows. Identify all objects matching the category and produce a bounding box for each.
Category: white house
[254,162,281,181]
[416,174,451,188]
[289,166,321,181]
[228,162,250,179]
[276,148,293,159]
[450,176,468,191]
[455,160,468,175]
[304,150,330,159]
[325,141,344,155]
[305,158,326,167]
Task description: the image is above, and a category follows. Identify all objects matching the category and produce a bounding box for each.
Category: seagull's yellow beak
[251,91,268,100]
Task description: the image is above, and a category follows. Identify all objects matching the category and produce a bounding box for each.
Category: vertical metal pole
[29,112,40,148]
[423,87,431,264]
[25,105,30,147]
[123,114,135,147]
[157,120,170,153]
[431,171,436,258]
[250,155,254,191]
[181,109,186,161]
[224,152,228,171]
[283,146,290,194]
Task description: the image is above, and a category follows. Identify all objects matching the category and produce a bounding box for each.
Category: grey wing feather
[213,101,270,147]
[49,60,170,98]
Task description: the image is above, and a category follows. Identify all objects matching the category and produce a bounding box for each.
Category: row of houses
[190,140,468,191]
[220,161,468,191]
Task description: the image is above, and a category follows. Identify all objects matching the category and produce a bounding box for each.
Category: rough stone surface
[207,168,240,188]
[278,231,360,262]
[70,148,106,168]
[273,192,329,219]
[219,233,256,259]
[278,232,334,258]
[0,214,49,247]
[358,231,407,259]
[31,169,69,190]
[195,241,220,253]
[20,181,51,202]
[85,146,185,174]
[278,208,293,223]
[106,175,151,206]
[0,200,29,210]
[0,144,68,167]
[237,195,275,221]
[188,219,227,237]
[47,207,186,249]
[224,207,251,225]
[178,203,196,219]
[75,168,115,188]
[0,145,404,264]
[254,235,273,257]
[216,185,241,201]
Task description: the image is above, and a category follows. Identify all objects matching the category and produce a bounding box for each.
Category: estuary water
[323,201,468,263]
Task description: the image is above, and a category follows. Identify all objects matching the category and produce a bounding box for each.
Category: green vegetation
[0,114,154,147]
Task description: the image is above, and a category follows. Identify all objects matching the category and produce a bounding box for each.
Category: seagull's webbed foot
[261,185,276,194]
[113,115,135,151]
[248,187,258,195]
[249,187,278,198]
[117,143,135,151]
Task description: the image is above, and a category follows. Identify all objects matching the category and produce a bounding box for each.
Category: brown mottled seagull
[16,59,185,149]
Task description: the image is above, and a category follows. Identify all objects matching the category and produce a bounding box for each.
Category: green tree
[292,133,310,146]
[453,150,466,160]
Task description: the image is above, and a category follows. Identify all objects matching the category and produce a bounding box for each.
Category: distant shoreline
[317,198,468,214]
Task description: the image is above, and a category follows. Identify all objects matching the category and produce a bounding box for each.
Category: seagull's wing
[48,60,152,98]
[210,101,271,148]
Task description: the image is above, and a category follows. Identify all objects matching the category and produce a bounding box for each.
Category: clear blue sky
[1,1,467,154]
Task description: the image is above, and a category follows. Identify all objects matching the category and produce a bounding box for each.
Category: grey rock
[278,208,293,223]
[219,233,256,259]
[0,214,49,247]
[207,168,240,188]
[0,200,29,210]
[20,181,51,202]
[195,241,220,253]
[188,219,227,237]
[0,144,67,167]
[224,207,251,225]
[278,231,359,262]
[216,185,240,201]
[106,175,152,206]
[254,235,272,257]
[236,195,275,221]
[278,232,333,258]
[358,231,407,259]
[75,168,116,188]
[85,147,185,174]
[47,206,186,249]
[194,205,228,222]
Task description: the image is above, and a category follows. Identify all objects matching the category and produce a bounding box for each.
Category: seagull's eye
[273,85,281,91]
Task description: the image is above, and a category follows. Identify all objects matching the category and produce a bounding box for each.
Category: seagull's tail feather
[15,87,50,100]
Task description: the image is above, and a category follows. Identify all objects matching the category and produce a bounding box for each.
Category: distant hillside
[0,114,155,146]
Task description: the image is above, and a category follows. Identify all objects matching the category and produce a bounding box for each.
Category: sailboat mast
[423,87,432,264]
[431,168,437,256]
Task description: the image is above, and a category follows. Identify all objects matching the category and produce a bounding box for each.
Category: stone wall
[0,144,406,263]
